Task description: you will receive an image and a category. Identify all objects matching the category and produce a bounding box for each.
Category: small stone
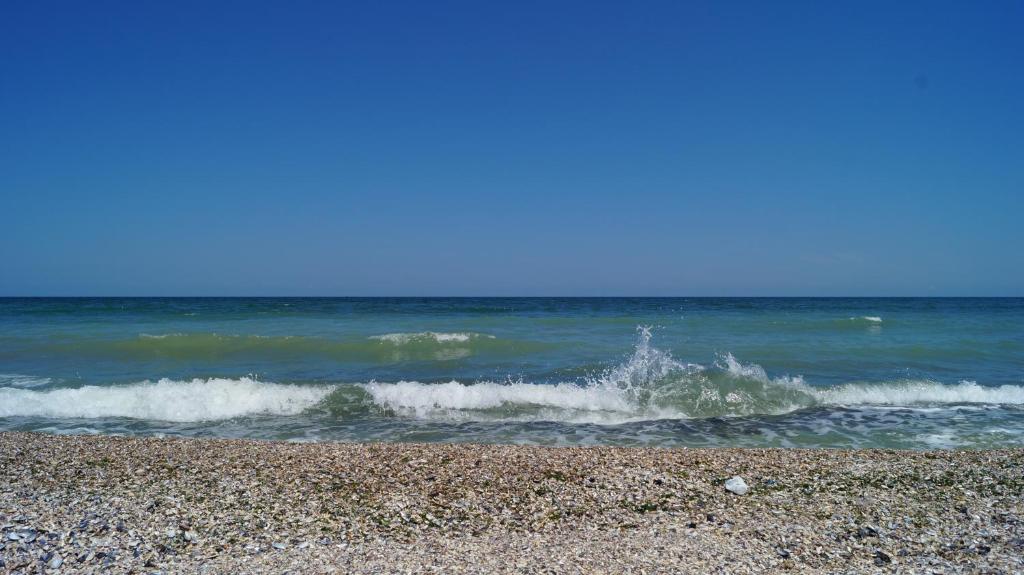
[724,476,749,495]
[873,550,892,565]
[48,555,63,569]
[272,542,286,550]
[855,526,878,539]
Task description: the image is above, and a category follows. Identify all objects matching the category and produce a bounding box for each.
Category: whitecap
[0,378,334,422]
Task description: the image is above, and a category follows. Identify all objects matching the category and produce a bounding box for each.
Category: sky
[1,1,1022,296]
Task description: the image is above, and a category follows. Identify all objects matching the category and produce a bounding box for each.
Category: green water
[1,298,1022,448]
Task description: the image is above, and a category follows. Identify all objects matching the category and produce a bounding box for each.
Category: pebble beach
[0,433,1021,574]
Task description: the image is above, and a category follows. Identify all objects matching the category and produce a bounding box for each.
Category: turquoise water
[1,298,1022,448]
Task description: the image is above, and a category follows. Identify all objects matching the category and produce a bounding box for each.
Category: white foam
[815,380,1024,406]
[849,316,883,323]
[717,353,1024,407]
[363,380,637,418]
[0,378,334,422]
[0,374,54,389]
[369,332,494,344]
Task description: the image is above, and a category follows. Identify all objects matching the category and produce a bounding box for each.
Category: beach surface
[0,433,1021,574]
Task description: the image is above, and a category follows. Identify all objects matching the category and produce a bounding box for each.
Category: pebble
[0,432,1020,574]
[873,550,892,565]
[724,476,749,495]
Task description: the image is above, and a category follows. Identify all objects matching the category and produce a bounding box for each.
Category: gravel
[0,432,1021,573]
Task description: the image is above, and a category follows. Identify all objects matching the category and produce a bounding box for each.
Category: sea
[0,298,1022,449]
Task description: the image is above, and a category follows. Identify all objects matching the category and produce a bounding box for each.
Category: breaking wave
[0,374,53,389]
[847,315,883,324]
[369,332,495,344]
[0,378,333,422]
[358,327,1024,422]
[816,380,1024,406]
[1,328,1022,424]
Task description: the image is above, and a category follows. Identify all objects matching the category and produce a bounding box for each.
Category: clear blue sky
[2,1,1021,296]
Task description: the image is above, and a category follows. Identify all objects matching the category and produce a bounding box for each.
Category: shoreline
[1,433,1021,573]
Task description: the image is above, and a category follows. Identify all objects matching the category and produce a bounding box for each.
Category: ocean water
[0,297,1022,449]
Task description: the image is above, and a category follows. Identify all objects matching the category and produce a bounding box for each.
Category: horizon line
[1,295,1021,299]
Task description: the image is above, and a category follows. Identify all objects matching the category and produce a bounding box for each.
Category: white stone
[725,476,749,495]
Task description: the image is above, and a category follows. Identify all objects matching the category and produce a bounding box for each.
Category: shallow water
[1,298,1022,448]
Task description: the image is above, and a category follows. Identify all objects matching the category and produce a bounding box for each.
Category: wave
[358,379,1024,425]
[369,332,495,344]
[2,328,1022,425]
[816,380,1024,406]
[361,380,644,423]
[0,374,53,389]
[38,332,543,362]
[355,327,1024,423]
[0,378,333,422]
[850,316,883,323]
